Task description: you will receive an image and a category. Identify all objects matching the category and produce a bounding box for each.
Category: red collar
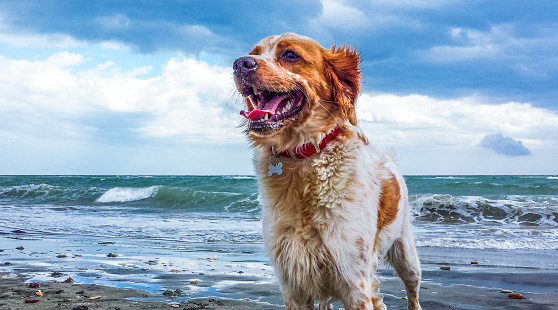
[275,127,342,159]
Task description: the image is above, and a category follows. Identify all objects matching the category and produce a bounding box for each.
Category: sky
[1,0,557,175]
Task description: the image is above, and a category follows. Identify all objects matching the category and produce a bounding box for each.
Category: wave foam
[96,186,159,203]
[410,194,558,227]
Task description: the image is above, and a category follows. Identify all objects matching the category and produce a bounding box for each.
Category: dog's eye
[281,50,300,61]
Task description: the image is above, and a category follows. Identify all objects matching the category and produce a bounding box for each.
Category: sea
[1,175,558,302]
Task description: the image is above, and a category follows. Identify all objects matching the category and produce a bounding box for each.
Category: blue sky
[1,0,557,175]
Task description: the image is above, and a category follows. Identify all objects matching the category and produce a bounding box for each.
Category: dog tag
[268,156,283,176]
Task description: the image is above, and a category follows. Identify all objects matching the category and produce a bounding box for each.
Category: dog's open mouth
[240,88,305,132]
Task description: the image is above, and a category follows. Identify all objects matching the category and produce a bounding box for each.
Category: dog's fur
[234,33,422,310]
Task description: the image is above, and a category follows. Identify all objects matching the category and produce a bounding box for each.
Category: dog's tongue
[240,93,291,120]
[240,109,273,120]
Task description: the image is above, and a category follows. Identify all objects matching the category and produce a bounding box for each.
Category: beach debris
[190,280,198,284]
[4,262,12,266]
[107,253,118,257]
[98,241,115,246]
[163,289,174,296]
[54,289,64,294]
[89,295,102,300]
[16,246,24,250]
[209,259,214,262]
[27,282,40,288]
[0,249,4,252]
[509,293,524,299]
[208,298,224,306]
[12,230,27,234]
[24,299,40,303]
[79,266,87,270]
[76,290,85,294]
[171,305,180,308]
[440,266,451,270]
[244,298,251,301]
[471,261,478,265]
[72,306,88,310]
[35,290,43,297]
[62,277,74,283]
[51,272,64,278]
[402,296,408,300]
[57,254,67,258]
[171,269,181,273]
[501,290,513,293]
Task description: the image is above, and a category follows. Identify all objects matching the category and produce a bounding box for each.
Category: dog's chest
[257,146,363,292]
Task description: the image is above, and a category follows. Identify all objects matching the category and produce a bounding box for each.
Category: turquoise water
[1,175,557,252]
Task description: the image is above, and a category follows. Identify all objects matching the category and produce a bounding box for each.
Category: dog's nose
[233,56,257,76]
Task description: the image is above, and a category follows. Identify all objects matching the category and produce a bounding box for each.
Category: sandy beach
[2,231,557,310]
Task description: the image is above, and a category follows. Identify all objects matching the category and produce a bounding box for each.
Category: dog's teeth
[286,100,293,110]
[247,96,257,109]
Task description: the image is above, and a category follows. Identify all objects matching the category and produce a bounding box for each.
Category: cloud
[356,93,558,152]
[0,51,244,147]
[480,133,531,156]
[1,0,557,108]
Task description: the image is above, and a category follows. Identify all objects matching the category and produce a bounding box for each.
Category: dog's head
[234,33,361,150]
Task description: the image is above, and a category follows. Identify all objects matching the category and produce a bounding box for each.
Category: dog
[233,33,422,310]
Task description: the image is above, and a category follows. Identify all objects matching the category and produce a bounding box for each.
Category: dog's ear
[323,44,361,126]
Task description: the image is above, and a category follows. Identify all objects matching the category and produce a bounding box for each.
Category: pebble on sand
[440,266,451,270]
[57,254,67,258]
[89,296,102,300]
[501,290,513,293]
[27,282,40,288]
[107,253,118,258]
[509,293,524,299]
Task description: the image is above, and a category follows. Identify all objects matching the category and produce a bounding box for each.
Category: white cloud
[319,0,367,29]
[417,23,558,77]
[0,52,243,146]
[356,93,558,150]
[356,93,558,174]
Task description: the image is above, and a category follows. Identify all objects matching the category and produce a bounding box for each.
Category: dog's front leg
[283,290,314,310]
[342,277,387,310]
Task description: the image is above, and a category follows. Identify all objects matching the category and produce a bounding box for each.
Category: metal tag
[268,156,283,176]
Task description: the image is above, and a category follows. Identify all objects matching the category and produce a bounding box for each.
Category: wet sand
[1,232,557,309]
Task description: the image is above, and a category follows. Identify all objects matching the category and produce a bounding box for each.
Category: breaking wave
[411,194,558,227]
[96,186,160,203]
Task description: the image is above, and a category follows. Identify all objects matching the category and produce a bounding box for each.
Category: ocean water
[1,175,557,265]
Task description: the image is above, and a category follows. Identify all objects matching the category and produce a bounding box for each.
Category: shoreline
[2,233,557,309]
[2,269,557,309]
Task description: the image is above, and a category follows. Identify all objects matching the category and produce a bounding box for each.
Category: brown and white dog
[233,33,422,310]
